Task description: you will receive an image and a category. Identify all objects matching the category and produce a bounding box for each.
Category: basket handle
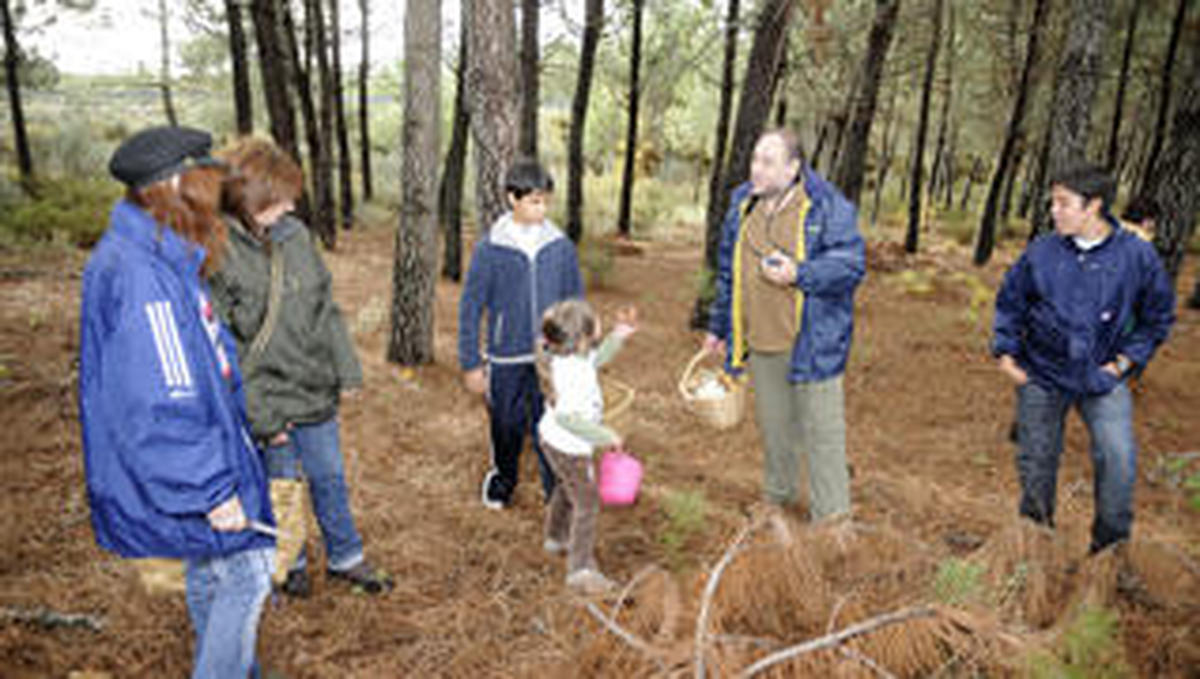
[678,348,715,402]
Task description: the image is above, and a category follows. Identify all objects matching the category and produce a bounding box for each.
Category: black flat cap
[109,126,218,188]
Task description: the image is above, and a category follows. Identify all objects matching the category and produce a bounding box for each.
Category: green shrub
[932,557,988,605]
[1027,605,1131,679]
[0,175,120,247]
[659,489,708,571]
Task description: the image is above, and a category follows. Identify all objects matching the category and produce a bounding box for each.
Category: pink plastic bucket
[599,448,643,506]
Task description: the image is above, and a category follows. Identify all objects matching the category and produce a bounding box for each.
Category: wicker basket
[678,349,745,430]
[601,375,636,435]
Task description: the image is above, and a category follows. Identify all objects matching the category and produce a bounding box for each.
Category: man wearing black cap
[80,126,276,678]
[993,163,1175,556]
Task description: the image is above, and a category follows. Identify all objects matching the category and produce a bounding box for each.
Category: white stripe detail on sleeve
[159,301,193,388]
[144,301,192,389]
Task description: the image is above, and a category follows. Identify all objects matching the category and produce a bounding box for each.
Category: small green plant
[659,489,708,570]
[1028,605,1131,678]
[932,557,988,605]
[578,239,615,289]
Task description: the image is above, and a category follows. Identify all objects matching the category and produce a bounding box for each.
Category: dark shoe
[328,562,394,595]
[277,568,311,599]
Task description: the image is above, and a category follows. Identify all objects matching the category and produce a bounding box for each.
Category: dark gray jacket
[209,215,362,440]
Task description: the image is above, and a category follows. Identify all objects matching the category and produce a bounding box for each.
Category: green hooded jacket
[209,215,362,440]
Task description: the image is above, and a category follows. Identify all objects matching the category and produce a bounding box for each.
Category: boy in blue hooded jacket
[459,160,584,508]
[993,164,1175,554]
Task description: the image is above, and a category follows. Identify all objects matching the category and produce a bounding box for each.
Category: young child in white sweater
[537,300,637,594]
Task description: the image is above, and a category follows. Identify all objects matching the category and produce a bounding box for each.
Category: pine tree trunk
[717,0,798,223]
[518,0,539,158]
[701,0,741,274]
[566,0,604,243]
[928,0,954,205]
[251,0,300,162]
[832,0,900,205]
[1138,0,1188,198]
[440,17,470,282]
[282,0,329,242]
[870,89,898,227]
[465,0,520,231]
[1145,20,1200,283]
[226,0,253,135]
[616,0,645,239]
[388,0,441,365]
[959,156,983,210]
[999,139,1024,219]
[158,0,178,127]
[1030,0,1113,237]
[329,0,354,230]
[308,0,337,246]
[1105,0,1141,171]
[358,0,373,201]
[1,0,32,183]
[974,0,1049,264]
[904,0,943,254]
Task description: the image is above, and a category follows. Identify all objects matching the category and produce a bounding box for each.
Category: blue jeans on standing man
[185,546,274,679]
[1015,380,1138,553]
[266,417,364,572]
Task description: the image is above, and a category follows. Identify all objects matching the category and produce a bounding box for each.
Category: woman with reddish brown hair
[210,137,392,597]
[79,126,276,678]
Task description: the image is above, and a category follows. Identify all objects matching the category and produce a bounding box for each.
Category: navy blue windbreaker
[992,223,1175,396]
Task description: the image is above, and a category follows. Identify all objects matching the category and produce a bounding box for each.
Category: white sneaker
[566,568,616,594]
[543,538,567,555]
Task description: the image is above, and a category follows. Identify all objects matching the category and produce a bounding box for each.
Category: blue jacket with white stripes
[458,214,584,371]
[78,200,274,559]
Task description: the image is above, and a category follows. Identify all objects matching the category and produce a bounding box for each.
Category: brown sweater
[739,187,807,353]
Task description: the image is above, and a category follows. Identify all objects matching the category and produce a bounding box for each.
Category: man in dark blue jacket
[993,164,1175,555]
[80,127,275,678]
[704,129,865,538]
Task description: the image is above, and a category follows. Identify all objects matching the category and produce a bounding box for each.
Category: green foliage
[1028,606,1131,679]
[932,558,988,605]
[937,208,978,247]
[659,488,708,570]
[0,175,119,247]
[578,238,615,289]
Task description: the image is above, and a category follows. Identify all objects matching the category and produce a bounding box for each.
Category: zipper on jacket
[530,253,539,349]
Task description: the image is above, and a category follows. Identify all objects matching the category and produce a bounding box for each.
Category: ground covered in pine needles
[1,214,1198,677]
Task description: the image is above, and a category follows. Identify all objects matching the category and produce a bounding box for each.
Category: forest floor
[1,213,1198,678]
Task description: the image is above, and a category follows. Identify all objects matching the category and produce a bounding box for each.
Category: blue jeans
[266,417,364,572]
[1015,380,1138,552]
[185,547,274,679]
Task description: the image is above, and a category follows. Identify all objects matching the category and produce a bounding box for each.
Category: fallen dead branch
[694,518,757,679]
[738,606,937,678]
[585,601,668,672]
[0,605,106,632]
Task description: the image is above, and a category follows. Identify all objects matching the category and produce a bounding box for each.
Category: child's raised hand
[613,305,638,339]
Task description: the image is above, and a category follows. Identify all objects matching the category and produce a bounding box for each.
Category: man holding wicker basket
[703,129,865,538]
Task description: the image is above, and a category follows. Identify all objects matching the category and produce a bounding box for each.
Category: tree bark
[714,0,797,240]
[1030,0,1113,237]
[465,0,520,231]
[904,0,943,254]
[1105,0,1141,171]
[616,0,646,239]
[1,0,32,182]
[250,0,301,164]
[974,0,1049,264]
[358,0,373,201]
[158,0,178,127]
[286,0,334,246]
[388,0,441,365]
[440,15,470,282]
[310,0,337,244]
[870,88,898,227]
[929,0,954,204]
[226,0,253,135]
[1145,15,1199,284]
[832,0,900,206]
[518,0,540,157]
[1138,0,1188,198]
[566,0,604,243]
[700,0,741,274]
[329,0,354,230]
